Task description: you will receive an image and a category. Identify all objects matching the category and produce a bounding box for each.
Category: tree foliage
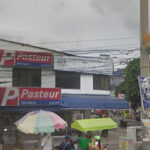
[115,58,140,108]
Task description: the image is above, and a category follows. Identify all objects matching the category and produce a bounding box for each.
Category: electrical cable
[30,37,139,44]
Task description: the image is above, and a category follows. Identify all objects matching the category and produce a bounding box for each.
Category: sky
[0,0,141,56]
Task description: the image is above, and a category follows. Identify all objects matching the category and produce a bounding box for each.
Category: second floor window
[56,71,80,89]
[93,74,110,90]
[13,68,41,87]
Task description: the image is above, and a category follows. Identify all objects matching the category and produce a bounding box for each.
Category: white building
[0,38,129,111]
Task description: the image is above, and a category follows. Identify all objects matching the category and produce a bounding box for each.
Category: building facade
[0,39,114,109]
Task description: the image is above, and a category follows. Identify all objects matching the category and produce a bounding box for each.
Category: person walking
[40,133,52,150]
[78,133,88,150]
[59,135,71,150]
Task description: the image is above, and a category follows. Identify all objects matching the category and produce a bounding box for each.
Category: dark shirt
[59,141,67,150]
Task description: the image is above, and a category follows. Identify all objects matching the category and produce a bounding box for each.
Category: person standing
[40,133,52,150]
[78,133,88,150]
[59,136,71,150]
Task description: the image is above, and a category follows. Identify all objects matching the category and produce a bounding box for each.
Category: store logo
[0,88,19,106]
[0,50,53,68]
[0,87,61,106]
[19,88,61,100]
[15,51,52,68]
[0,50,15,66]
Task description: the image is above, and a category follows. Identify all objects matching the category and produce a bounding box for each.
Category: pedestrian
[78,133,88,150]
[70,137,79,150]
[14,135,23,150]
[87,133,94,150]
[59,135,71,150]
[94,135,101,150]
[33,143,39,150]
[40,133,52,150]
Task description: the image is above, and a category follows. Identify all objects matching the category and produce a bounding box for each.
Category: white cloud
[0,0,140,52]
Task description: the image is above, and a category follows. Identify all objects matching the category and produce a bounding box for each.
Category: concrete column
[140,0,149,118]
[140,0,149,76]
[41,70,55,88]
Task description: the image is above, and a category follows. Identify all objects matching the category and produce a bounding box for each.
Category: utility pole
[140,0,149,118]
[140,0,149,76]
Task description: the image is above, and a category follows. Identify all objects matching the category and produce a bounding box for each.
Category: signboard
[0,87,61,106]
[0,50,15,66]
[142,119,150,137]
[0,87,18,106]
[119,137,134,150]
[54,55,113,75]
[0,49,52,68]
[19,88,61,105]
[15,51,52,68]
[138,76,150,111]
[142,119,150,129]
[118,93,125,99]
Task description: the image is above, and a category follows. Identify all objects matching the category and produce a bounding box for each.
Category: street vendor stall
[71,118,118,150]
[15,110,67,150]
[71,118,117,131]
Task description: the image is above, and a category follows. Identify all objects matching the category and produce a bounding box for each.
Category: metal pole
[140,0,149,118]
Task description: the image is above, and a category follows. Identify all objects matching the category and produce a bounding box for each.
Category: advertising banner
[142,119,150,129]
[0,49,53,68]
[0,87,61,106]
[138,76,150,111]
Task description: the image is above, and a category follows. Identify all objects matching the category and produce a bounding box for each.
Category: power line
[63,48,140,55]
[61,44,140,53]
[31,37,139,44]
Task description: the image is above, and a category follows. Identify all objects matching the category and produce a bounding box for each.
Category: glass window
[13,68,41,87]
[93,74,110,90]
[56,71,80,89]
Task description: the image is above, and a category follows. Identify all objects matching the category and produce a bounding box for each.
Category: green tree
[115,58,140,108]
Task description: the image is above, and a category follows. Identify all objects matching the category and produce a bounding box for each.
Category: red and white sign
[0,87,18,106]
[16,51,52,64]
[0,49,53,68]
[0,87,61,106]
[0,50,15,66]
[19,88,61,100]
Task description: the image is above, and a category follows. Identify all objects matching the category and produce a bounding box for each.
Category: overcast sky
[0,0,141,55]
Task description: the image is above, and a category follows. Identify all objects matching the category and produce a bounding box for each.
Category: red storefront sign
[0,87,18,106]
[15,51,52,68]
[0,50,52,68]
[0,50,15,66]
[0,87,61,106]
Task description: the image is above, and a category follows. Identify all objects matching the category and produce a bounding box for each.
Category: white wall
[41,70,55,88]
[62,74,110,95]
[0,66,12,87]
[0,67,56,88]
[0,66,110,95]
[81,74,93,92]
